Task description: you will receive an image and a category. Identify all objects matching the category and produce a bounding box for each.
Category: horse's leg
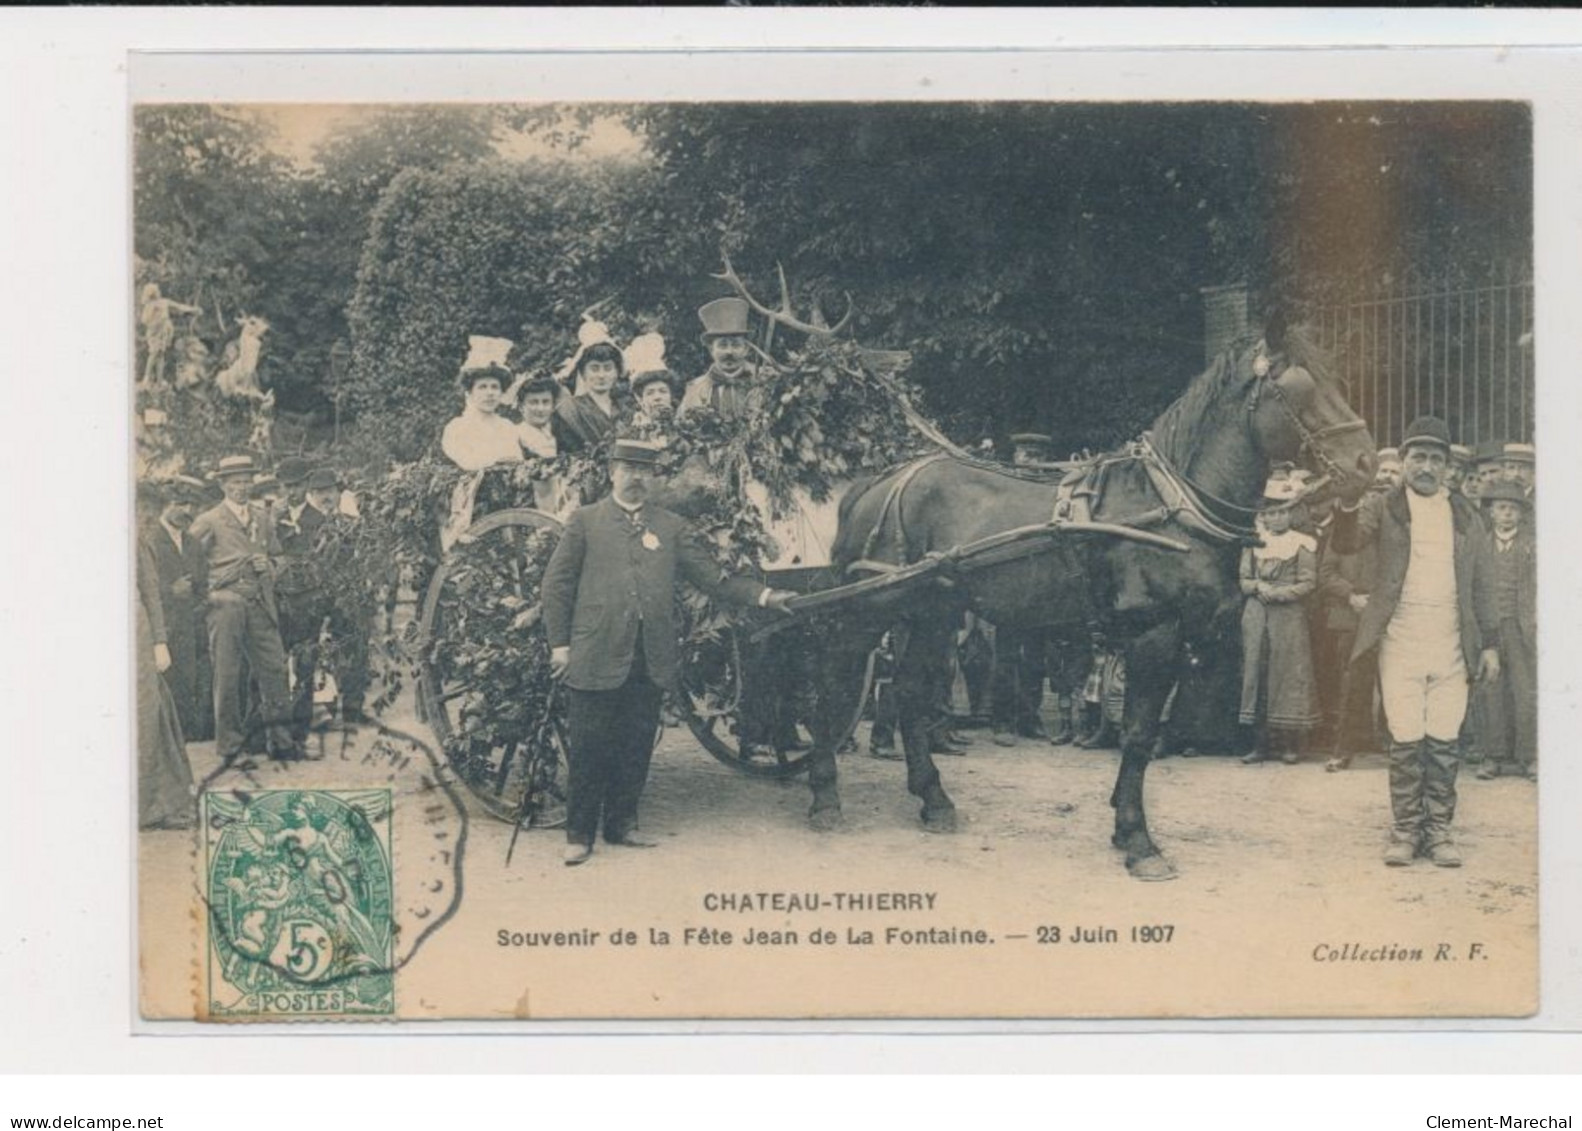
[807,627,877,831]
[1110,620,1181,881]
[896,617,957,832]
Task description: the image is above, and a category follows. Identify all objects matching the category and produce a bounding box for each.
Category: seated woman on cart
[439,336,574,548]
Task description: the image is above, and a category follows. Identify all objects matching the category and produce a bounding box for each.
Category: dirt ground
[140,700,1539,1022]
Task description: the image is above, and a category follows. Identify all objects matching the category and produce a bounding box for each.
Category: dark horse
[800,329,1377,880]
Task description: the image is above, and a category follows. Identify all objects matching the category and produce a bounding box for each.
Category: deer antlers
[712,251,854,339]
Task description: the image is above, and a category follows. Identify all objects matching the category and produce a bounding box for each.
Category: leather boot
[1421,737,1463,866]
[1385,740,1427,864]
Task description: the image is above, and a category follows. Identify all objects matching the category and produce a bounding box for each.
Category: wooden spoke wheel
[416,508,568,825]
[678,574,875,780]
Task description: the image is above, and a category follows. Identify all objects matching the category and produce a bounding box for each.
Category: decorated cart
[409,260,1189,832]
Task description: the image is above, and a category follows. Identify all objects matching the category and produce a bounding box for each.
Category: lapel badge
[641,531,661,551]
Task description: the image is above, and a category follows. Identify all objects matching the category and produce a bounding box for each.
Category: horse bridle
[1248,363,1370,491]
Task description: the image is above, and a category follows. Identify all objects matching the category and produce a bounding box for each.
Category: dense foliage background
[135,100,1531,467]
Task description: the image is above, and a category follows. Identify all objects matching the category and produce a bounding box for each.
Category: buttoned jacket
[541,496,764,691]
[1330,486,1497,668]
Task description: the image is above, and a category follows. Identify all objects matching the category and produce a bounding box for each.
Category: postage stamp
[202,789,394,1018]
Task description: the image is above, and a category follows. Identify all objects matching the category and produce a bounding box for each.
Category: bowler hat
[305,468,339,492]
[610,439,664,467]
[212,454,259,480]
[1473,439,1505,467]
[275,456,311,487]
[1400,415,1452,453]
[250,475,282,500]
[171,474,209,504]
[698,297,752,341]
[1480,479,1530,506]
[1449,444,1473,466]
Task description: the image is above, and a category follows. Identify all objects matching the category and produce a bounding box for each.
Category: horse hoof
[808,805,844,832]
[921,807,958,834]
[1127,854,1178,882]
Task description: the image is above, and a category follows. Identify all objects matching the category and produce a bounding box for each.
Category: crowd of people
[137,290,1538,874]
[135,454,365,830]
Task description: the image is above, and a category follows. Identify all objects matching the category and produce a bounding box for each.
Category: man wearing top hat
[1474,478,1537,780]
[542,439,796,865]
[187,454,300,764]
[140,475,212,742]
[679,297,762,422]
[1330,416,1499,867]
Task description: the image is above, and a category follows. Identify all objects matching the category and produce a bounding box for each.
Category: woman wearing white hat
[553,320,626,456]
[440,337,524,472]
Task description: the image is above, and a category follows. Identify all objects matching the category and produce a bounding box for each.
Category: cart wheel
[679,617,875,779]
[417,508,567,825]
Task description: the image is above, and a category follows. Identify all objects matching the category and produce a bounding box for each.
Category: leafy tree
[625,102,1530,454]
[133,105,296,364]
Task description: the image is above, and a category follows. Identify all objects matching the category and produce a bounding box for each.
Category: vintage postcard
[133,86,1539,1021]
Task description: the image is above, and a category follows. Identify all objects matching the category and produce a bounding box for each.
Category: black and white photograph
[128,91,1541,1021]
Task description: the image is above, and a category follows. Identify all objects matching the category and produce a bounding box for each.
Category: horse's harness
[851,361,1366,575]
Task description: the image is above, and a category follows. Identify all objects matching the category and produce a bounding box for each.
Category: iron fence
[1308,264,1534,450]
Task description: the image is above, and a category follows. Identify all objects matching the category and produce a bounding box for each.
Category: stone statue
[138,282,200,387]
[215,315,272,404]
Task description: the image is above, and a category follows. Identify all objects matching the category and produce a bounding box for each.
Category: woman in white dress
[439,343,525,549]
[440,364,523,471]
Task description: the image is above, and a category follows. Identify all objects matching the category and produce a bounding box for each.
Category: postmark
[203,789,395,1017]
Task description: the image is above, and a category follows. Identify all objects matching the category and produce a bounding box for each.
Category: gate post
[1201,282,1249,365]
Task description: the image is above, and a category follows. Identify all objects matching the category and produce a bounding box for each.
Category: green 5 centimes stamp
[204,789,395,1018]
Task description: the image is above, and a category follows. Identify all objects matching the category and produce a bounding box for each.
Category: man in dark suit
[141,475,212,741]
[542,440,795,865]
[188,454,298,765]
[1330,416,1499,868]
[276,464,347,739]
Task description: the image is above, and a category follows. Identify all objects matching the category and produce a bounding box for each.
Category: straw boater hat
[1400,415,1452,453]
[458,335,514,392]
[1450,444,1474,467]
[1501,441,1536,465]
[1261,463,1305,507]
[1375,446,1401,467]
[697,297,752,343]
[1480,479,1530,507]
[212,454,259,481]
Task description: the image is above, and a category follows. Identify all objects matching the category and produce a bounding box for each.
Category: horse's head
[1244,327,1376,507]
